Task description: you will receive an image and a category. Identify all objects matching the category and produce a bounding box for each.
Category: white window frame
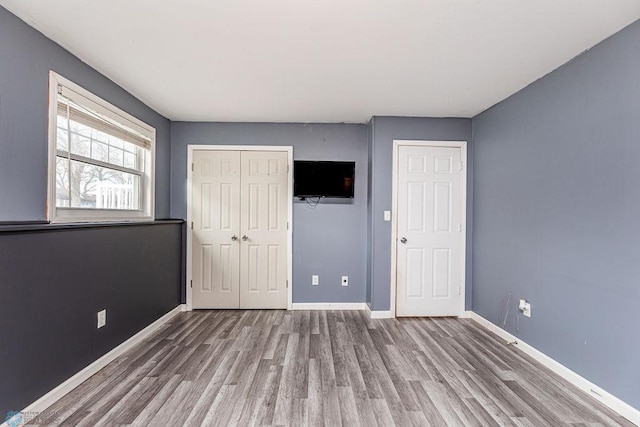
[47,71,156,223]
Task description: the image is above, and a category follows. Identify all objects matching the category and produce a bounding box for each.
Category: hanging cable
[305,196,321,208]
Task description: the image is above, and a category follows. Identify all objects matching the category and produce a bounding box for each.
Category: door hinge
[286,280,289,288]
[459,162,464,172]
[191,221,194,229]
[191,163,194,172]
[57,84,63,95]
[287,222,289,230]
[190,280,193,288]
[458,223,462,232]
[287,164,290,173]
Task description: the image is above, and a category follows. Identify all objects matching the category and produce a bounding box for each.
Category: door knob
[231,235,238,241]
[242,235,249,241]
[400,237,407,244]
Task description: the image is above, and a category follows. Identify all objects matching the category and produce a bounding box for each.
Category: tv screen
[294,161,355,198]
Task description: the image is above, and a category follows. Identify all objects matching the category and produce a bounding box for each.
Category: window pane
[123,141,137,153]
[91,141,108,162]
[124,152,136,169]
[57,115,68,130]
[69,159,140,210]
[70,133,90,157]
[109,136,124,149]
[70,120,92,138]
[57,128,69,152]
[55,156,70,208]
[108,147,124,167]
[59,117,141,172]
[94,129,109,144]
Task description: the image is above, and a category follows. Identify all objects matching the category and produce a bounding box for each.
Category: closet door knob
[400,237,407,244]
[231,235,238,241]
[242,235,249,241]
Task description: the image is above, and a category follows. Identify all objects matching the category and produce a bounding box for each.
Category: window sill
[0,219,184,234]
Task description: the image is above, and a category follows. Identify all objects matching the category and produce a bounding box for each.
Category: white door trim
[390,140,467,318]
[186,145,294,311]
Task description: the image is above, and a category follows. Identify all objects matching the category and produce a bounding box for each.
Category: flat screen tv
[294,161,355,198]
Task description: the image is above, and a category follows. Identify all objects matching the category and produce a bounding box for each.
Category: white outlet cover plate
[341,276,348,286]
[312,275,319,285]
[97,310,106,328]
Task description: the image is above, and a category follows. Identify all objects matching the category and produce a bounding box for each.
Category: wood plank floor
[38,310,633,426]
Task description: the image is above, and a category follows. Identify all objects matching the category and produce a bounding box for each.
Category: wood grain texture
[39,311,634,426]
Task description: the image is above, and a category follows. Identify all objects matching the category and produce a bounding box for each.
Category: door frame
[390,140,467,318]
[186,145,294,311]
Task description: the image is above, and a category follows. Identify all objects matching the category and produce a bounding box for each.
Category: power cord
[305,196,321,208]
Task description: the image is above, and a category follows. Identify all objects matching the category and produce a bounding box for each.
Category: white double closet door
[192,150,288,309]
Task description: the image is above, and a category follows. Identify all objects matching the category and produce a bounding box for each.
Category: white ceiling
[2,1,639,123]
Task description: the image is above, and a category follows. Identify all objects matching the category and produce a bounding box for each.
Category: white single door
[239,151,289,309]
[192,150,241,309]
[396,145,464,316]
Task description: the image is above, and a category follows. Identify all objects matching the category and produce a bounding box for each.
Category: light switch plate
[384,211,391,221]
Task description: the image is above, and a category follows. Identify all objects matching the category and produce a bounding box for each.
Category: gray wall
[171,122,368,303]
[0,6,182,416]
[472,20,640,409]
[0,223,182,417]
[366,120,374,306]
[368,116,473,311]
[0,6,172,221]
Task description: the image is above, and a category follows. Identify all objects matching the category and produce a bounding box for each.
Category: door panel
[433,182,452,232]
[396,145,463,317]
[405,248,425,299]
[192,150,241,309]
[239,151,288,309]
[432,248,451,298]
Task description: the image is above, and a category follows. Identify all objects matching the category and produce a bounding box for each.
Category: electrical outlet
[342,276,349,286]
[97,309,106,328]
[519,299,531,318]
[384,211,391,221]
[312,275,319,286]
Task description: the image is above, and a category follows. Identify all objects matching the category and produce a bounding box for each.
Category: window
[48,72,155,222]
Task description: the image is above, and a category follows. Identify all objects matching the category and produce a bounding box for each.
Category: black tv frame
[294,160,355,199]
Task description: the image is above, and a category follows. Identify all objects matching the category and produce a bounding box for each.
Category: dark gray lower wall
[171,122,368,303]
[0,222,182,415]
[472,20,640,409]
[0,6,171,221]
[369,116,473,311]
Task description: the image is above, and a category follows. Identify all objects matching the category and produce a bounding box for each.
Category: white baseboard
[369,310,393,319]
[365,304,394,319]
[2,304,185,427]
[362,307,473,320]
[469,312,640,425]
[290,302,366,310]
